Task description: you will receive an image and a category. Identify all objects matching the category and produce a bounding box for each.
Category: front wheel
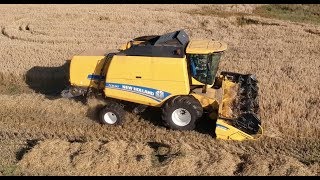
[99,101,125,125]
[161,96,203,131]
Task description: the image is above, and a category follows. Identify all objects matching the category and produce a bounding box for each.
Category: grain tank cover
[119,30,190,58]
[154,29,189,47]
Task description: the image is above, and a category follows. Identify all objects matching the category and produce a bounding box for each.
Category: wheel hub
[103,112,117,124]
[171,108,191,126]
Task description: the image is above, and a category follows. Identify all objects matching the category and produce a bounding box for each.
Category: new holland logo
[105,83,171,102]
[155,90,164,99]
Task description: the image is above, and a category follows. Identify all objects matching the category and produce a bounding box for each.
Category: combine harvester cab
[214,72,263,141]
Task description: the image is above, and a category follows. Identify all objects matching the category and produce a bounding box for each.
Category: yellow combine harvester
[62,30,262,141]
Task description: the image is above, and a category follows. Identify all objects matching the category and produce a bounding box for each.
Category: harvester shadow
[196,112,217,138]
[138,107,167,128]
[25,60,71,100]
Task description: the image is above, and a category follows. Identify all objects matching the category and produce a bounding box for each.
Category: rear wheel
[99,101,125,125]
[161,96,203,130]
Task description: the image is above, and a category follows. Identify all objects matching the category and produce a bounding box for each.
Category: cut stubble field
[0,4,319,175]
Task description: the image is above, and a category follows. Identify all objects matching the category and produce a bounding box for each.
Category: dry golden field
[0,4,319,176]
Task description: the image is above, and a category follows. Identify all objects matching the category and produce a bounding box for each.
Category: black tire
[99,101,125,125]
[161,95,203,131]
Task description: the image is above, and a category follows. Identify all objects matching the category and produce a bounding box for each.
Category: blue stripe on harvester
[105,82,171,102]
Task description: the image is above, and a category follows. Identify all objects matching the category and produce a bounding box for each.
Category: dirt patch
[16,139,39,161]
[237,154,314,176]
[305,29,320,36]
[236,17,281,26]
[17,139,156,175]
[17,139,241,175]
[18,139,319,176]
[254,4,320,25]
[0,138,28,176]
